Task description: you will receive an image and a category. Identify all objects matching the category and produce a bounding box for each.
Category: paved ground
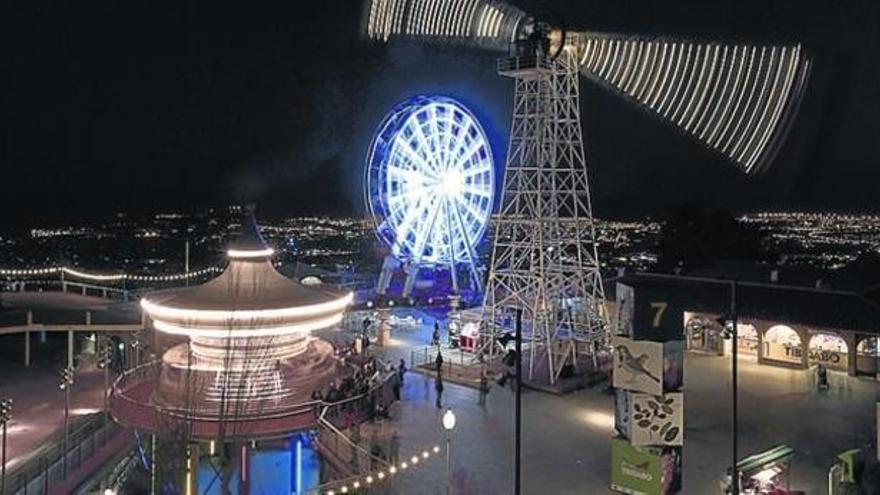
[1,306,876,494]
[0,359,107,469]
[354,311,879,494]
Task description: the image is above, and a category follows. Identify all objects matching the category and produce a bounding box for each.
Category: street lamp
[716,280,740,495]
[442,408,456,495]
[97,338,113,421]
[1,398,12,494]
[60,366,75,480]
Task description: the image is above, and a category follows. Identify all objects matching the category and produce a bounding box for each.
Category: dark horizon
[5,0,879,228]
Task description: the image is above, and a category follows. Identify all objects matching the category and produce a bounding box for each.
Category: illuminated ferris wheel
[366,95,494,297]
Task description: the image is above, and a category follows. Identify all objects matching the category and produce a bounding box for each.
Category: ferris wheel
[366,95,495,297]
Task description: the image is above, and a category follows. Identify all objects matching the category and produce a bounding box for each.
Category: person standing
[391,367,402,401]
[398,358,407,382]
[435,372,444,409]
[432,320,441,347]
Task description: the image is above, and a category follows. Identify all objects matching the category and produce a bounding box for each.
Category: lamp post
[729,280,739,495]
[1,397,12,494]
[60,366,75,480]
[716,280,740,495]
[442,408,456,495]
[97,338,113,421]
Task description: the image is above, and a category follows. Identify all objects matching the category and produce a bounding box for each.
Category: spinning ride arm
[565,32,811,174]
[363,0,811,175]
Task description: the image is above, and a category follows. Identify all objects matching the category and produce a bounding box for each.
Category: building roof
[612,273,880,333]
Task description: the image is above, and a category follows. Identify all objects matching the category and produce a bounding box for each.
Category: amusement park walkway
[0,358,107,470]
[356,312,877,494]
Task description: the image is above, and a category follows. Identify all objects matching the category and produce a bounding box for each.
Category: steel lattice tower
[482,45,606,384]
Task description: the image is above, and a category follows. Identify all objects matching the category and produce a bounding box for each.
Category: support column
[68,330,74,369]
[239,442,249,495]
[798,328,810,370]
[843,332,858,377]
[26,311,34,367]
[24,328,30,367]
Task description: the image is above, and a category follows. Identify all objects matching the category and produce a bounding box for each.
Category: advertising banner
[629,393,684,446]
[613,337,684,395]
[611,438,681,495]
[616,283,684,341]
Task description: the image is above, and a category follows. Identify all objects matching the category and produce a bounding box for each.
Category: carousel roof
[141,207,352,336]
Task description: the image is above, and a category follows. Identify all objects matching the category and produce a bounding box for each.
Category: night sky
[5,0,879,227]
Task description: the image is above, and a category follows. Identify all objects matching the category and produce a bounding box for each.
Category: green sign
[611,437,663,495]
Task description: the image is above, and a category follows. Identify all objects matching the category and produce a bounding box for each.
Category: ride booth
[736,445,794,495]
[611,283,685,495]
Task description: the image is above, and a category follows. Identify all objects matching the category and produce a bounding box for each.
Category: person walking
[435,372,444,409]
[435,350,444,373]
[478,371,489,406]
[432,320,441,347]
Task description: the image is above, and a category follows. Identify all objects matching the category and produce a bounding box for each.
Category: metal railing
[111,359,398,429]
[4,413,119,495]
[497,53,553,73]
[410,345,478,372]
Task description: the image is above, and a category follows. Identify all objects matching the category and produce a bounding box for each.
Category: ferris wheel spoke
[395,195,431,245]
[455,195,489,225]
[451,197,479,265]
[387,165,433,186]
[387,188,433,207]
[411,195,443,261]
[454,139,487,171]
[409,117,442,175]
[462,160,491,178]
[461,186,492,199]
[394,143,437,179]
[428,105,447,169]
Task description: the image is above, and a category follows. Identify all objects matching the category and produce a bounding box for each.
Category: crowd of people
[311,355,384,404]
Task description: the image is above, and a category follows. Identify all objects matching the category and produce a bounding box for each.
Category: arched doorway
[808,333,848,371]
[856,337,880,377]
[763,325,802,364]
[685,313,723,355]
[737,324,759,359]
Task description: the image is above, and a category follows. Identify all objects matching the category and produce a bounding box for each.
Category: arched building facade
[610,273,880,377]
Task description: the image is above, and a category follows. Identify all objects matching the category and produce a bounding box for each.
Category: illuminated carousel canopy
[111,208,358,439]
[141,209,353,339]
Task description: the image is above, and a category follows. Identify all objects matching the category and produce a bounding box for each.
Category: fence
[4,413,119,495]
[409,345,479,373]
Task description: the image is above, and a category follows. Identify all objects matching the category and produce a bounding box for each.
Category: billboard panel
[630,393,684,446]
[613,338,684,395]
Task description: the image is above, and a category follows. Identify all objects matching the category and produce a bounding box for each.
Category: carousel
[110,208,360,440]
